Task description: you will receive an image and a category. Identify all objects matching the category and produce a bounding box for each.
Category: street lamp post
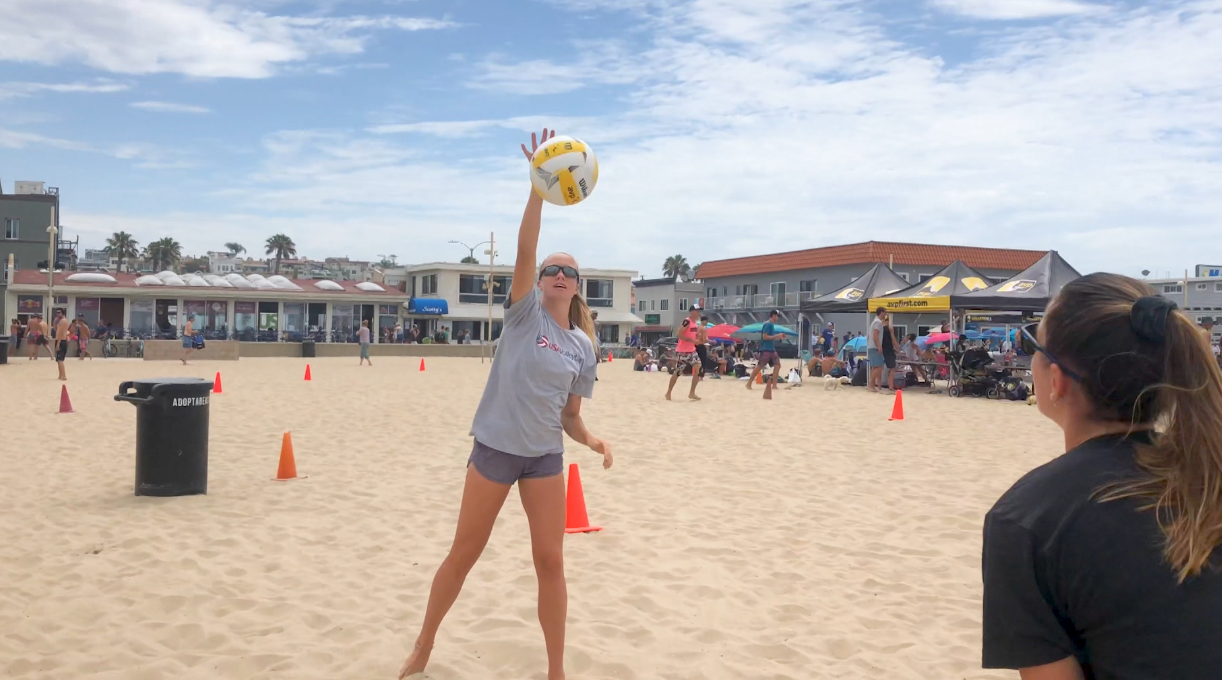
[484,232,496,364]
[46,209,58,318]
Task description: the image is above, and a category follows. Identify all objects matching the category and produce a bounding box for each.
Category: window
[679,298,688,311]
[650,299,656,311]
[706,288,717,300]
[1216,283,1222,292]
[799,280,818,293]
[917,325,934,337]
[1197,283,1208,291]
[2,256,13,283]
[598,324,620,344]
[721,287,727,296]
[585,278,614,307]
[892,325,907,339]
[660,299,669,311]
[420,274,438,295]
[458,274,511,304]
[1164,284,1183,294]
[3,218,18,239]
[898,272,910,282]
[919,273,934,283]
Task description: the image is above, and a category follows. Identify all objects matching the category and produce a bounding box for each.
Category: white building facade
[401,262,641,344]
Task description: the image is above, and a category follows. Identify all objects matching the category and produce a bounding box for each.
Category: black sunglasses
[1019,323,1083,382]
[539,264,579,280]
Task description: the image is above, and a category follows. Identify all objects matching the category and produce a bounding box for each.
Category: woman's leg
[518,473,568,680]
[399,465,512,679]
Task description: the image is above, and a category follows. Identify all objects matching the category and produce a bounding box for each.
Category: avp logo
[836,288,864,301]
[999,280,1037,293]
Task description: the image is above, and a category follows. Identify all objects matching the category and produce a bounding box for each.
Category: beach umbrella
[844,336,868,351]
[732,322,799,339]
[704,324,739,340]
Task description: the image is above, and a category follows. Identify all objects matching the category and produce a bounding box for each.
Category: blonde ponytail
[569,294,597,351]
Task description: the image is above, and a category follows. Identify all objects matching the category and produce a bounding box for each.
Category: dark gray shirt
[470,289,597,457]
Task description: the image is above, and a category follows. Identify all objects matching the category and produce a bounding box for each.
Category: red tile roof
[695,241,1047,280]
[9,270,405,296]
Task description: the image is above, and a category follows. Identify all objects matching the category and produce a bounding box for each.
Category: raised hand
[521,127,556,161]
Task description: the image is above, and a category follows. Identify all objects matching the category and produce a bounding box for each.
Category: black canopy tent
[799,263,911,314]
[952,251,1081,312]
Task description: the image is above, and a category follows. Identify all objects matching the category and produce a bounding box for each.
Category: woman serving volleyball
[399,128,612,680]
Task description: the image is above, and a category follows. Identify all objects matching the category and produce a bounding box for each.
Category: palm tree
[144,237,183,271]
[181,255,209,273]
[224,242,245,257]
[104,231,140,272]
[663,254,691,280]
[265,234,297,275]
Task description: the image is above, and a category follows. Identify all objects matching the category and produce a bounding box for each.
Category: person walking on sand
[180,318,197,365]
[666,306,704,401]
[982,273,1222,680]
[29,315,52,360]
[357,319,372,366]
[398,128,611,680]
[747,309,785,400]
[53,311,70,381]
[72,316,92,360]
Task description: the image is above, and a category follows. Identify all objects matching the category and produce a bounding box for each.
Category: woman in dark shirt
[982,273,1222,680]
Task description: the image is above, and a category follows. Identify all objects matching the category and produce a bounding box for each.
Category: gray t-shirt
[470,289,598,457]
[868,317,884,351]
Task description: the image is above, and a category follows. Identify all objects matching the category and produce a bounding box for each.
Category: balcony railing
[706,291,815,310]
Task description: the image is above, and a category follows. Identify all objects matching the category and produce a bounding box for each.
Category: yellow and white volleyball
[529,135,599,206]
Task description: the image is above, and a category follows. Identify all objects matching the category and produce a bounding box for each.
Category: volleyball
[529,136,599,206]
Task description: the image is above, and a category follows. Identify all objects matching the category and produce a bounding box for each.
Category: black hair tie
[1130,296,1177,345]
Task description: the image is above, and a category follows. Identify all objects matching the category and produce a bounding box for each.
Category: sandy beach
[0,355,1059,679]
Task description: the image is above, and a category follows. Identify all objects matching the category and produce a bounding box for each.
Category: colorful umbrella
[704,324,739,340]
[732,322,799,339]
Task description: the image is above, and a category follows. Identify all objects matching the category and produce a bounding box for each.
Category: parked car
[776,339,800,359]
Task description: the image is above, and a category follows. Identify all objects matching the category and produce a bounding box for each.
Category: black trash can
[115,377,213,497]
[0,336,8,365]
[302,339,316,358]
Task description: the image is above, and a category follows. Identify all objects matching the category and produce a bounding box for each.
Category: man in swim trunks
[53,311,70,380]
[665,306,704,401]
[747,309,785,400]
[72,315,92,360]
[28,315,52,360]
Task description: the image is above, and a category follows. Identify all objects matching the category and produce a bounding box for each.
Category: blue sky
[2,0,1220,278]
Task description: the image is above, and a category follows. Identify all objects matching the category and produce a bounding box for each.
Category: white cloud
[130,101,212,114]
[0,0,455,78]
[0,79,130,99]
[368,116,592,138]
[931,0,1105,20]
[0,125,189,168]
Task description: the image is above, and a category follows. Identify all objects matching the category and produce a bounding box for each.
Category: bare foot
[399,640,432,679]
[664,392,672,401]
[688,393,701,401]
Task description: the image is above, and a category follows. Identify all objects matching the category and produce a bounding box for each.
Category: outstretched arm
[509,128,555,305]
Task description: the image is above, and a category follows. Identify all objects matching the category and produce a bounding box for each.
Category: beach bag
[193,334,205,350]
[851,363,867,386]
[788,368,802,385]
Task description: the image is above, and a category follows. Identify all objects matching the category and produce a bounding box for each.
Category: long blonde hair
[569,294,597,351]
[1044,273,1222,582]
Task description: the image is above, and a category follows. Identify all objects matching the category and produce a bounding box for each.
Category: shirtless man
[28,315,52,360]
[53,312,71,380]
[72,316,93,360]
[181,318,198,365]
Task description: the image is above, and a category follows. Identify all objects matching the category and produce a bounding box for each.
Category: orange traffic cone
[755,371,763,385]
[419,358,426,372]
[213,372,223,394]
[57,385,74,414]
[273,432,305,481]
[564,463,602,534]
[304,364,312,381]
[607,351,613,363]
[889,390,905,421]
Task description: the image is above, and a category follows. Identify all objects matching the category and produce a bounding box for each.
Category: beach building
[631,276,705,346]
[1147,271,1222,341]
[4,269,407,342]
[696,241,1047,339]
[1,181,63,324]
[400,262,642,345]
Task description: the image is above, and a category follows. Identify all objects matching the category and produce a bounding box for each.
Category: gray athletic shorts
[468,440,563,485]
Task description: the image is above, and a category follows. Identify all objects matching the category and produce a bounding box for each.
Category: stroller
[948,349,1013,398]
